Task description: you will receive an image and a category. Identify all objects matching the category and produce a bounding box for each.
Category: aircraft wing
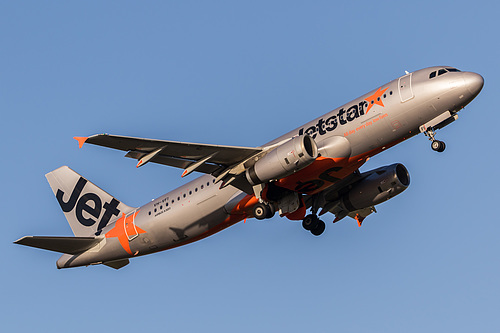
[75,134,262,186]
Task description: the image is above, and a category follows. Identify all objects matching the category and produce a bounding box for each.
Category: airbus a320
[15,66,484,269]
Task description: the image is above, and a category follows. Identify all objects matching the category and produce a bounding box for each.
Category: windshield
[429,67,461,79]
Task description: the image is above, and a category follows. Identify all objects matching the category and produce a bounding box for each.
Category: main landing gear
[302,214,326,236]
[252,197,326,236]
[423,127,446,152]
[253,202,275,220]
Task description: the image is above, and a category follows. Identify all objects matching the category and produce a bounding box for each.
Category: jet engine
[340,163,410,211]
[246,135,318,186]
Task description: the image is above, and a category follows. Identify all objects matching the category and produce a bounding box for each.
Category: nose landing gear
[431,139,446,152]
[423,127,446,152]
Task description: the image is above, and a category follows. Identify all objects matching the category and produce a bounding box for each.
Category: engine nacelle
[341,163,410,211]
[246,135,318,186]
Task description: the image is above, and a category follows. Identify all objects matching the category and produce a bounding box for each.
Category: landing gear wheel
[311,220,326,236]
[302,214,319,231]
[431,140,446,152]
[253,203,273,220]
[265,204,275,219]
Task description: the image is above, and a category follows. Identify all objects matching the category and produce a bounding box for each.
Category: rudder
[46,166,135,236]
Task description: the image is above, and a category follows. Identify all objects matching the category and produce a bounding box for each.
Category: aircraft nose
[463,72,484,96]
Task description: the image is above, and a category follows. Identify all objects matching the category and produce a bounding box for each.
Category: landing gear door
[398,73,414,102]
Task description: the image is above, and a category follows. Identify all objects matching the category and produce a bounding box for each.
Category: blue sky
[3,1,499,332]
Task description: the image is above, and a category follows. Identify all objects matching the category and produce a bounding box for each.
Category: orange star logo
[105,211,145,255]
[364,87,389,113]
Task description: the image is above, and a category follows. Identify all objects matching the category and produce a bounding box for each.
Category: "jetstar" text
[298,101,369,139]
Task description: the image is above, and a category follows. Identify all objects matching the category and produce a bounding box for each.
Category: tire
[265,204,275,219]
[437,141,446,152]
[302,214,319,231]
[431,140,446,152]
[253,203,270,220]
[311,220,326,236]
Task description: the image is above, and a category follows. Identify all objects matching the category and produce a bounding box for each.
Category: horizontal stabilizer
[14,236,100,254]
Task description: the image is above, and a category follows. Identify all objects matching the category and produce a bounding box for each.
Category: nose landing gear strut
[419,111,457,153]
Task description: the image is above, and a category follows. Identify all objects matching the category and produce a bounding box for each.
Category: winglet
[73,137,88,149]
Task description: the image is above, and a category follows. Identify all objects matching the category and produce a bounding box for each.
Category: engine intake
[246,135,318,186]
[342,163,410,211]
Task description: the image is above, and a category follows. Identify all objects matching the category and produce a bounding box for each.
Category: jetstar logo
[56,177,120,234]
[298,87,389,139]
[105,211,145,255]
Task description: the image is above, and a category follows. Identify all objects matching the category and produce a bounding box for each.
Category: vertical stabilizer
[46,166,135,237]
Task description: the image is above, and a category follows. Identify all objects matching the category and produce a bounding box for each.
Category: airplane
[15,66,484,269]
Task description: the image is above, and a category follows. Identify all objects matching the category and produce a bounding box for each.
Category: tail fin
[46,166,135,237]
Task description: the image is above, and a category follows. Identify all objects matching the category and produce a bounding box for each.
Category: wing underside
[76,134,265,194]
[81,134,261,171]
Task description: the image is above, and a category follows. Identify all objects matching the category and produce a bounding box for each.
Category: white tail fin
[46,166,135,237]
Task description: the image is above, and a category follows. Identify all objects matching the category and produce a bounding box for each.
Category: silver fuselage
[57,66,483,268]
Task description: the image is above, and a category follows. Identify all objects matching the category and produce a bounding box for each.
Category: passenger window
[429,71,436,79]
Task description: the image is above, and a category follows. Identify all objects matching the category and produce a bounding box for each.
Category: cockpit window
[429,67,461,79]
